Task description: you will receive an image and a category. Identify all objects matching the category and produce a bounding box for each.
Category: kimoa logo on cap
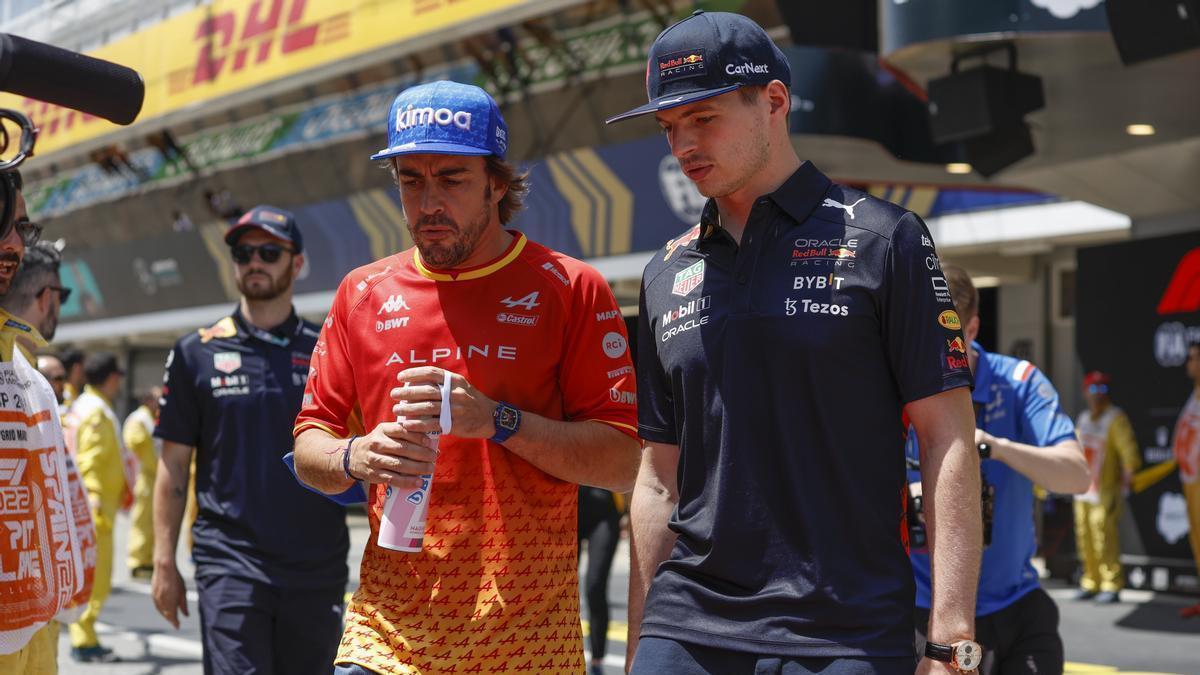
[395,104,472,132]
[726,62,770,75]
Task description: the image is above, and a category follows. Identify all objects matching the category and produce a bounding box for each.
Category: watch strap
[925,641,954,663]
[491,401,521,443]
[342,435,361,481]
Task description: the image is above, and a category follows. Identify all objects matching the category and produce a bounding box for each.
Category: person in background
[67,352,135,663]
[152,206,348,674]
[38,353,67,406]
[579,486,625,675]
[1073,371,1140,603]
[1171,342,1200,618]
[125,386,163,579]
[907,265,1089,674]
[60,347,85,407]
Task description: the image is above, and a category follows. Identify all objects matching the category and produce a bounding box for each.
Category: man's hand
[392,367,496,439]
[916,657,959,675]
[151,563,189,629]
[349,422,440,489]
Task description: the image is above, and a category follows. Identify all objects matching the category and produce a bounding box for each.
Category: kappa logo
[671,260,705,296]
[377,294,411,315]
[213,352,242,374]
[822,197,867,220]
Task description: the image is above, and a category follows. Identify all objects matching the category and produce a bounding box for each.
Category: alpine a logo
[394,104,472,132]
[1157,248,1200,315]
[377,294,411,315]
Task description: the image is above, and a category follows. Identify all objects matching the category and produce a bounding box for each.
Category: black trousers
[630,637,914,675]
[578,486,622,661]
[915,588,1064,675]
[197,572,344,675]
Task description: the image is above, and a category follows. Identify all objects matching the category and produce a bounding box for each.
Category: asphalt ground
[50,511,1199,674]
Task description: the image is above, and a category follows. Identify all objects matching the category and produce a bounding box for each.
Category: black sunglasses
[5,217,40,247]
[232,242,293,264]
[42,285,71,303]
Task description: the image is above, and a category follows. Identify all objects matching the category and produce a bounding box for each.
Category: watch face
[498,407,518,430]
[955,641,982,671]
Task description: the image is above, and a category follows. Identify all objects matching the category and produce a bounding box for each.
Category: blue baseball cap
[225,205,304,253]
[370,81,509,160]
[606,10,791,124]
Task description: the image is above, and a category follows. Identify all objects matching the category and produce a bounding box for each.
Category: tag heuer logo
[213,352,242,374]
[671,260,705,296]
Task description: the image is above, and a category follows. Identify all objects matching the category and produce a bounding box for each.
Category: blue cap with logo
[224,205,304,254]
[606,10,791,124]
[370,80,509,160]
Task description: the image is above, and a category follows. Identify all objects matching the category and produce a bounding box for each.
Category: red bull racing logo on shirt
[791,237,858,268]
[947,336,967,354]
[672,260,705,296]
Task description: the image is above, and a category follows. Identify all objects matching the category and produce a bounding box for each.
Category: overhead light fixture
[971,275,1001,288]
[1126,123,1156,136]
[946,163,973,174]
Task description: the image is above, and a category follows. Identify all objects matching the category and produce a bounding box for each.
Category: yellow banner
[1,0,532,158]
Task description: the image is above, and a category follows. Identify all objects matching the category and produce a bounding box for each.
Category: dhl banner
[0,0,540,157]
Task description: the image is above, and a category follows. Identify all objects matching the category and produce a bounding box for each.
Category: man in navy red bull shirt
[608,11,985,675]
[152,207,349,674]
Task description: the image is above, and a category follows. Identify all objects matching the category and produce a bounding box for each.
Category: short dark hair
[83,352,122,386]
[384,156,530,226]
[0,241,61,315]
[941,264,979,322]
[60,348,84,370]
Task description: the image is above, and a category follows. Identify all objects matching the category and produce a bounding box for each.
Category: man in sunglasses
[1073,371,1140,604]
[0,240,68,354]
[152,206,349,674]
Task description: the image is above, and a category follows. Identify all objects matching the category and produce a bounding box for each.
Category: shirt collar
[970,340,992,404]
[232,305,299,347]
[697,161,832,242]
[768,161,833,225]
[0,308,48,362]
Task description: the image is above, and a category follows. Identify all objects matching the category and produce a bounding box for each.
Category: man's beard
[410,185,492,268]
[41,306,58,342]
[237,267,292,301]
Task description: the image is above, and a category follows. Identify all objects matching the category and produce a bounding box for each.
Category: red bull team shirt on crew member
[636,161,974,657]
[293,231,638,672]
[155,308,350,589]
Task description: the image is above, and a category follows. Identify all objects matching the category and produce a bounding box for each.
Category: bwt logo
[174,0,347,95]
[395,105,472,132]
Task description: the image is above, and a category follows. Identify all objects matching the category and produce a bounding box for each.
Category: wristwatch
[925,639,983,672]
[491,401,522,443]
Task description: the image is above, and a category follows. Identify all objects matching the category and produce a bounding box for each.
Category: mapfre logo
[377,294,411,315]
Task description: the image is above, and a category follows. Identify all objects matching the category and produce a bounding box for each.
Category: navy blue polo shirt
[637,161,974,657]
[155,307,349,589]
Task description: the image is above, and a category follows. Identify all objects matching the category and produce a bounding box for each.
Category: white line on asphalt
[118,580,200,602]
[95,622,204,658]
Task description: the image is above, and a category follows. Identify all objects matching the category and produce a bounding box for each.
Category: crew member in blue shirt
[150,207,349,674]
[907,264,1088,675]
[608,11,985,675]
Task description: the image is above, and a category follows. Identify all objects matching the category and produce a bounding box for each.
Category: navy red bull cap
[370,80,509,161]
[605,10,791,124]
[224,205,304,253]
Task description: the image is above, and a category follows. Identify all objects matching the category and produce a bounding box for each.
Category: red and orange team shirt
[294,231,637,674]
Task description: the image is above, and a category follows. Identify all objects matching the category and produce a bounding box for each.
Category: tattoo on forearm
[171,482,186,499]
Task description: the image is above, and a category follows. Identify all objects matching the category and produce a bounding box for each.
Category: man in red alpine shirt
[292,80,641,674]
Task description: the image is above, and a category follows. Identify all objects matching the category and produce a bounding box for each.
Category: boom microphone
[0,33,144,125]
